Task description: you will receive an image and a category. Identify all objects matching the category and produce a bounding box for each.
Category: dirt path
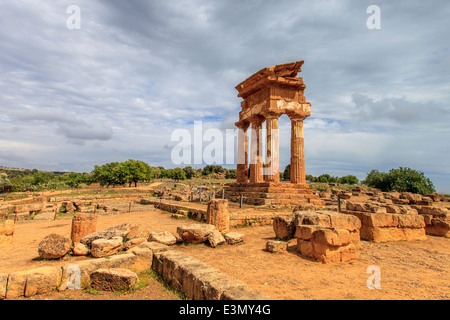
[1,208,449,300]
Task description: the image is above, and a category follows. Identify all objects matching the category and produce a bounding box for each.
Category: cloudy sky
[0,0,449,192]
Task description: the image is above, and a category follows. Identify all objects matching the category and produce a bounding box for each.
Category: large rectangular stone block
[7,267,62,299]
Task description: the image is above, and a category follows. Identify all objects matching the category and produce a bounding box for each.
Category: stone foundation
[224,182,324,208]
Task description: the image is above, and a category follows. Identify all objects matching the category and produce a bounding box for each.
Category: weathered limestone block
[177,224,217,244]
[148,230,177,245]
[293,203,317,212]
[0,273,8,300]
[401,192,423,204]
[59,258,110,291]
[207,230,226,248]
[61,201,75,213]
[38,233,72,259]
[312,228,351,247]
[266,240,286,253]
[90,236,123,258]
[80,222,142,246]
[6,266,62,299]
[71,212,97,243]
[425,193,444,202]
[90,268,138,292]
[295,211,332,227]
[0,219,14,248]
[72,242,89,256]
[152,250,257,300]
[294,211,361,263]
[138,241,170,253]
[426,218,450,238]
[224,232,244,245]
[273,214,296,239]
[123,237,147,250]
[311,242,358,263]
[206,199,229,232]
[345,211,427,242]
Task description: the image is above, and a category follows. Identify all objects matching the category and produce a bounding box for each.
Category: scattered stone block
[123,237,147,250]
[224,232,244,245]
[266,240,286,253]
[207,230,226,248]
[91,236,123,258]
[177,224,217,244]
[38,233,72,259]
[6,267,61,299]
[90,268,138,292]
[80,222,142,246]
[148,231,177,245]
[272,214,296,239]
[72,242,89,256]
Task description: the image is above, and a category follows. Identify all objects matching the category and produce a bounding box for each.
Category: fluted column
[264,116,280,183]
[290,117,306,184]
[236,122,249,183]
[249,119,264,183]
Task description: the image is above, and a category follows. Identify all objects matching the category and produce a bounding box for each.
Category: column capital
[287,113,307,122]
[235,120,250,131]
[262,111,282,120]
[248,115,266,125]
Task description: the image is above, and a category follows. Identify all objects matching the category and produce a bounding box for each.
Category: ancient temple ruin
[226,61,322,207]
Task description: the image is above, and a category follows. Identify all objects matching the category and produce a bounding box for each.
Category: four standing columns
[236,114,306,185]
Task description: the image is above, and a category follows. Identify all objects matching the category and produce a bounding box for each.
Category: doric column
[236,121,249,183]
[264,116,280,183]
[290,116,306,184]
[249,119,264,183]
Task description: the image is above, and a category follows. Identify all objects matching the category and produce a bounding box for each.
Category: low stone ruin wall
[341,201,428,242]
[152,250,271,300]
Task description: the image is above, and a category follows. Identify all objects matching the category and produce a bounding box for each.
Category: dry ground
[1,206,449,300]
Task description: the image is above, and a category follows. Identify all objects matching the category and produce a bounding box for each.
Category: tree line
[282,165,359,185]
[0,161,436,195]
